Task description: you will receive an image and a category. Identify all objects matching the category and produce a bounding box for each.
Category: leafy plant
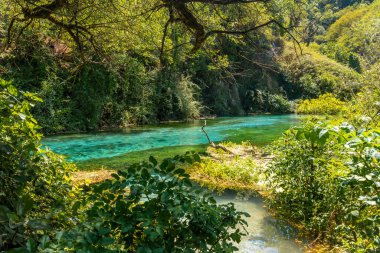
[0,79,75,251]
[266,121,379,251]
[0,80,249,252]
[40,154,249,252]
[243,90,292,114]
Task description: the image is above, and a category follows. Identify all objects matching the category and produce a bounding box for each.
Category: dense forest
[1,0,379,252]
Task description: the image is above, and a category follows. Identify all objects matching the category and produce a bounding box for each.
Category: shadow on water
[215,190,303,253]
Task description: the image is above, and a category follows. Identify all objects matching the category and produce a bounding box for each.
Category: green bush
[0,79,75,251]
[278,43,362,99]
[39,154,248,252]
[319,43,362,72]
[266,94,293,113]
[266,122,379,251]
[325,0,380,68]
[296,93,346,115]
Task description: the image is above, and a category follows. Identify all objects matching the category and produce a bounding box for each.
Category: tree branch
[175,0,269,5]
[165,0,301,54]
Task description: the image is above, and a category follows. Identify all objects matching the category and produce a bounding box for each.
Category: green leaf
[19,113,26,120]
[16,195,33,216]
[27,219,50,230]
[7,85,18,96]
[100,237,115,246]
[350,210,360,217]
[111,173,120,180]
[39,235,50,249]
[318,128,329,139]
[149,156,158,166]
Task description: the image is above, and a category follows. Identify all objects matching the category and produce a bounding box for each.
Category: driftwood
[201,124,235,155]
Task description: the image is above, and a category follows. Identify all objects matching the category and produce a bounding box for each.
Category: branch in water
[201,124,235,154]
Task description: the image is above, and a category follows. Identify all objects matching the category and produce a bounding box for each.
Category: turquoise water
[43,115,299,162]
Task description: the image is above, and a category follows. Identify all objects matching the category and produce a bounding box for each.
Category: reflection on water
[215,192,303,253]
[43,115,299,162]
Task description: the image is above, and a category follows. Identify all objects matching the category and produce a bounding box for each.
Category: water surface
[43,115,299,162]
[216,192,302,253]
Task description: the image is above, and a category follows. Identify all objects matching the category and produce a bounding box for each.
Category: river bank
[70,142,340,252]
[70,142,305,252]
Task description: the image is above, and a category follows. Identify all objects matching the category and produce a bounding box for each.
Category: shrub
[266,94,293,113]
[40,154,249,252]
[243,90,292,114]
[266,122,379,251]
[0,79,75,251]
[325,0,380,67]
[296,93,346,115]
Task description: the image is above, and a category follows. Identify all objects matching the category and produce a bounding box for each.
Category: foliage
[0,79,75,251]
[37,154,248,252]
[0,0,303,134]
[173,76,202,119]
[319,43,362,72]
[277,43,362,99]
[325,0,380,68]
[296,93,346,115]
[243,90,292,114]
[0,80,249,252]
[266,122,380,251]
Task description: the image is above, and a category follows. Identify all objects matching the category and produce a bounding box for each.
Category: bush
[40,154,249,252]
[267,94,293,113]
[296,93,346,115]
[277,42,362,99]
[266,122,379,251]
[325,0,380,67]
[0,79,75,251]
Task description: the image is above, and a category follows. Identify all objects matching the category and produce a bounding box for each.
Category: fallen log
[201,122,235,155]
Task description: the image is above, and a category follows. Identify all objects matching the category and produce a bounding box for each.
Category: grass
[187,142,270,193]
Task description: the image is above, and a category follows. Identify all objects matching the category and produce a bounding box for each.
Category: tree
[2,0,298,56]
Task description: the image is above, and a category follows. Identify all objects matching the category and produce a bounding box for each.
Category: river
[43,114,304,252]
[43,114,299,162]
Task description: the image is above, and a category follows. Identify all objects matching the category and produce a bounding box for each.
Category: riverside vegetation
[0,80,248,252]
[1,0,380,252]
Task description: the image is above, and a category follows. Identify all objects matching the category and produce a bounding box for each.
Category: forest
[0,0,379,252]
